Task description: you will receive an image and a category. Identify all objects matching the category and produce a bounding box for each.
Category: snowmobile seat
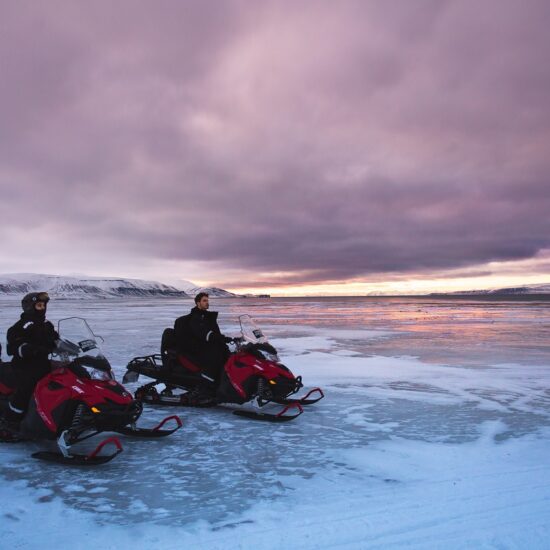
[161,328,204,375]
[161,328,178,369]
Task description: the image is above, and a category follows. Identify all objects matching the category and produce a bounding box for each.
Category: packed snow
[0,296,549,549]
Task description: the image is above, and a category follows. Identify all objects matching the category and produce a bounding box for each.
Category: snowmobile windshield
[55,317,114,380]
[239,315,268,344]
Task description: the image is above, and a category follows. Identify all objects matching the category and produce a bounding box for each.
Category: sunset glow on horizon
[211,251,550,296]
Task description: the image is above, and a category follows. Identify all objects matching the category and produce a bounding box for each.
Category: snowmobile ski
[232,402,303,422]
[32,436,123,466]
[135,380,303,421]
[114,415,183,437]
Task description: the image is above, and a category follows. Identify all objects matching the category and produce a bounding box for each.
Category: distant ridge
[430,283,550,296]
[0,273,191,299]
[0,273,247,299]
[180,286,237,298]
[165,279,237,298]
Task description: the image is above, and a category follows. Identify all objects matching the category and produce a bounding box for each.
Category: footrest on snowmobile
[138,393,187,406]
[114,415,183,437]
[277,387,325,406]
[233,402,304,422]
[136,383,216,408]
[32,437,123,466]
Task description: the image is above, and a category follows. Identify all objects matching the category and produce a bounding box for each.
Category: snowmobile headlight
[259,350,280,362]
[91,406,101,413]
[269,379,277,385]
[83,366,113,381]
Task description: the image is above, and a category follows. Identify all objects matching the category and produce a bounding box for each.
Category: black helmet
[21,292,50,312]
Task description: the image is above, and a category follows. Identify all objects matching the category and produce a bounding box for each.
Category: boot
[4,402,24,425]
[0,404,24,441]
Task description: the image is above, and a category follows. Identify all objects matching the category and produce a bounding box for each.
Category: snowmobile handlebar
[228,336,245,348]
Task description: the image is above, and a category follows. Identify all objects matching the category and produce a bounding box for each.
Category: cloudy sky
[1,1,549,295]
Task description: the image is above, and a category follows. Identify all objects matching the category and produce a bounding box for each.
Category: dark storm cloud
[1,1,549,285]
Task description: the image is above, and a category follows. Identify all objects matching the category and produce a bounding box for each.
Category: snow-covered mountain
[154,278,238,298]
[0,274,190,299]
[177,285,237,298]
[435,283,550,296]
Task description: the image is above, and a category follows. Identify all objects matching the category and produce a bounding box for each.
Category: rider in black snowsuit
[174,292,232,383]
[5,292,58,422]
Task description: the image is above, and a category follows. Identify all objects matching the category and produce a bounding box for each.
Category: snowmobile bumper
[89,400,143,431]
[273,387,325,406]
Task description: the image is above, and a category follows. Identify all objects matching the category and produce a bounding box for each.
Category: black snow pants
[9,364,50,414]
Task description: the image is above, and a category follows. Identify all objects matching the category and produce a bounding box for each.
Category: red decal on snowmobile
[177,355,201,372]
[34,374,73,432]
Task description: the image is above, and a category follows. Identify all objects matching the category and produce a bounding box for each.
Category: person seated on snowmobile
[174,292,233,384]
[3,292,59,423]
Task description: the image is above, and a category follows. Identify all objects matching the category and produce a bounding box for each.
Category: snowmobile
[0,317,182,465]
[123,315,324,422]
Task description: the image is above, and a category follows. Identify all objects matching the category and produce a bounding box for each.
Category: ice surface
[0,297,549,548]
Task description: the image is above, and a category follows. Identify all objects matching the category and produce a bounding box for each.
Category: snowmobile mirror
[122,370,139,384]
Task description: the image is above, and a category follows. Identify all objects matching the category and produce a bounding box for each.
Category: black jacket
[174,307,226,358]
[6,312,59,371]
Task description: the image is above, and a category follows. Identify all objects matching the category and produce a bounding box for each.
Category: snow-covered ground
[0,297,549,549]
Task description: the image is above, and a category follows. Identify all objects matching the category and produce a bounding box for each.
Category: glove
[210,332,226,345]
[20,343,53,359]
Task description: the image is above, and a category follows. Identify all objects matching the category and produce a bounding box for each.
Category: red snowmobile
[123,315,323,422]
[0,317,182,465]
